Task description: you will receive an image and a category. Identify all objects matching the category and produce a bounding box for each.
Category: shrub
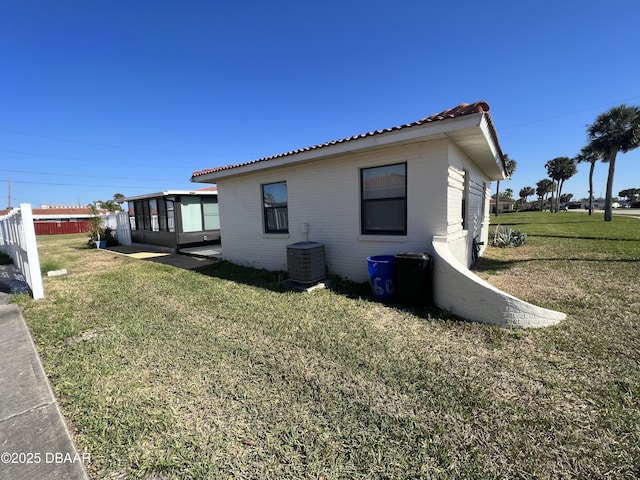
[490,225,527,248]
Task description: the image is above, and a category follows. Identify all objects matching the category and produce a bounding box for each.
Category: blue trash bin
[367,255,396,301]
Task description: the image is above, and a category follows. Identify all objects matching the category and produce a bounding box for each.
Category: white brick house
[191,101,565,328]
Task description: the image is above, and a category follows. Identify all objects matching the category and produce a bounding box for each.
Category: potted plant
[88,203,107,248]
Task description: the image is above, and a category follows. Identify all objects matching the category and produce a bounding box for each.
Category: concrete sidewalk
[108,244,220,269]
[0,301,90,479]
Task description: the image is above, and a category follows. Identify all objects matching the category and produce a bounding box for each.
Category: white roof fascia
[478,114,507,180]
[124,189,218,202]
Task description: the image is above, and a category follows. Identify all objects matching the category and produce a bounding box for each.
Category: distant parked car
[560,206,568,211]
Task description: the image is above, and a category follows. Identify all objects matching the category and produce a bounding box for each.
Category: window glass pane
[362,164,406,200]
[157,199,167,231]
[265,207,288,231]
[262,182,288,233]
[263,182,288,206]
[167,200,175,232]
[362,199,405,232]
[149,199,159,231]
[203,198,220,230]
[129,202,137,230]
[181,196,203,232]
[142,200,151,231]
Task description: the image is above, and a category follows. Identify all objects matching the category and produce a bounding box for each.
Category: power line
[0,167,178,183]
[0,129,260,157]
[501,95,640,131]
[4,97,640,147]
[1,179,169,190]
[0,148,184,168]
[0,128,220,156]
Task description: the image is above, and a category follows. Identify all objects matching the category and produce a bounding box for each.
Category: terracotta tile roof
[191,100,499,179]
[33,207,94,216]
[1,207,110,217]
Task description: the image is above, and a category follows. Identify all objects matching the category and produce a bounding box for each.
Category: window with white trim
[361,163,407,235]
[262,182,288,233]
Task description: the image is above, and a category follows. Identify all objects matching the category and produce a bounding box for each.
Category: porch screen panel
[157,198,167,231]
[142,200,151,231]
[149,199,159,231]
[167,200,175,232]
[181,196,203,232]
[203,198,220,230]
[129,201,138,230]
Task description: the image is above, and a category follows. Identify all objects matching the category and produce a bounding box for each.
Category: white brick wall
[432,236,565,328]
[446,143,491,267]
[213,136,566,328]
[217,137,496,283]
[218,139,451,282]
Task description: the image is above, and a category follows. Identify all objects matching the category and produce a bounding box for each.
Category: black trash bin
[395,252,432,306]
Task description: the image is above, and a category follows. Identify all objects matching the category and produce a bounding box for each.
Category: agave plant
[490,225,527,248]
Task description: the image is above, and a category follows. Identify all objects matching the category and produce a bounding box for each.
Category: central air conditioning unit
[287,241,325,285]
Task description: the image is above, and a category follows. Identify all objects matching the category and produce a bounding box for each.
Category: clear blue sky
[2,1,639,208]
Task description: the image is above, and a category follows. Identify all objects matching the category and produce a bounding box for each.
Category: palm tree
[574,144,603,215]
[519,186,535,206]
[587,104,640,221]
[560,193,574,205]
[113,193,126,205]
[494,154,516,217]
[503,188,514,200]
[619,188,640,204]
[545,157,577,212]
[536,179,553,211]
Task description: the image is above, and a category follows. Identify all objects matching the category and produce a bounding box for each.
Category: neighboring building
[191,101,565,328]
[124,188,220,252]
[490,198,515,213]
[0,205,111,235]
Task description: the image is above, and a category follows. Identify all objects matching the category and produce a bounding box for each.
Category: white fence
[115,211,131,246]
[0,204,44,299]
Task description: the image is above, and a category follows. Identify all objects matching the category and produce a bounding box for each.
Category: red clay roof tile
[191,100,499,179]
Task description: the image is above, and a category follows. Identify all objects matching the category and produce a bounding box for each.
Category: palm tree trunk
[557,180,564,211]
[588,161,595,215]
[604,147,618,222]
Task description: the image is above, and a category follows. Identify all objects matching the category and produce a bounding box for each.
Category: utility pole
[7,179,11,209]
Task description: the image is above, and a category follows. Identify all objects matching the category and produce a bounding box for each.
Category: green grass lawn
[17,215,640,479]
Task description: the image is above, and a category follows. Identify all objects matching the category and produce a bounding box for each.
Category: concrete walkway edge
[0,304,90,479]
